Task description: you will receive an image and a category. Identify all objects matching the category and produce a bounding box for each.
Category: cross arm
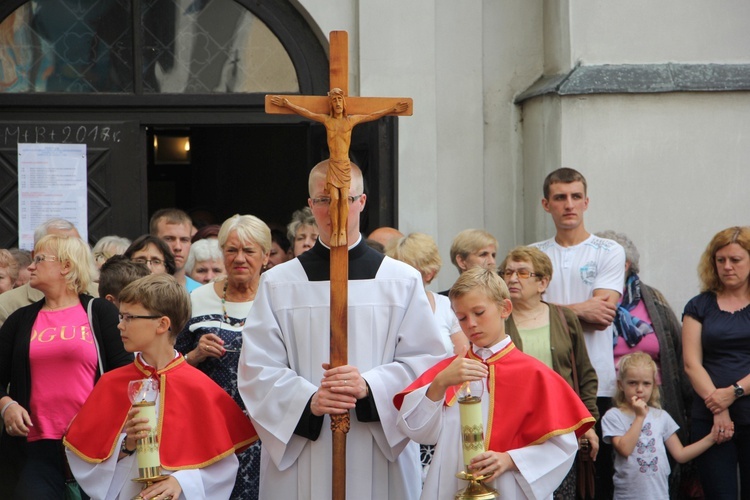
[266,95,413,116]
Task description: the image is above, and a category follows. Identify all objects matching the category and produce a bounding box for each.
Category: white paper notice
[18,143,88,250]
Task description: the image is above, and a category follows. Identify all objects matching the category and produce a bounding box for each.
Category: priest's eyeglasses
[118,313,162,323]
[499,269,539,280]
[311,195,362,207]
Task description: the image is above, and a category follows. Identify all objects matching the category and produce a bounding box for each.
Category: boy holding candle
[63,274,256,500]
[394,268,595,499]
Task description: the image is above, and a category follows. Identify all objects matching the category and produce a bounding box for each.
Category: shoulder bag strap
[555,304,580,395]
[86,298,105,377]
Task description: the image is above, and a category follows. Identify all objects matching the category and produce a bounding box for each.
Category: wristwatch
[733,382,745,398]
[120,438,136,456]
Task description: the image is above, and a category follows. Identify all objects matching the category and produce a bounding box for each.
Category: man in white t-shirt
[530,167,625,500]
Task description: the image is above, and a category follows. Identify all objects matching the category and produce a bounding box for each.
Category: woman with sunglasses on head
[0,234,132,498]
[175,214,270,500]
[123,235,176,276]
[499,245,599,499]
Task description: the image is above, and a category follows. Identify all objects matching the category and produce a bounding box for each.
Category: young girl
[602,352,715,499]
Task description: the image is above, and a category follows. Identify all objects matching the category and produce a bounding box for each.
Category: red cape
[64,355,257,470]
[394,342,594,452]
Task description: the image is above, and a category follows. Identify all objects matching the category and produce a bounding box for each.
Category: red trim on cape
[64,355,257,469]
[393,342,594,452]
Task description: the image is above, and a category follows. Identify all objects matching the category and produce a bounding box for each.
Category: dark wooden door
[0,120,145,247]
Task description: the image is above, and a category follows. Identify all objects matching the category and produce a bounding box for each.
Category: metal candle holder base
[454,471,499,499]
[131,474,169,500]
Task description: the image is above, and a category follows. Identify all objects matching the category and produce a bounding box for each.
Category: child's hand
[433,346,487,388]
[469,450,516,481]
[122,407,151,453]
[139,475,182,500]
[426,346,487,402]
[631,396,648,417]
[712,410,734,444]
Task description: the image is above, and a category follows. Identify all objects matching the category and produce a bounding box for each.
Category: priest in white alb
[237,160,446,499]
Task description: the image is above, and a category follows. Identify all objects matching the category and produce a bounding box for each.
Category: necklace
[222,280,246,327]
[514,304,547,325]
[42,300,79,311]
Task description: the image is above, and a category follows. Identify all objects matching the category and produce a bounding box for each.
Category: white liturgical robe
[238,239,446,500]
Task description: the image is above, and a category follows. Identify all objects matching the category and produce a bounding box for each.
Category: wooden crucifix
[266,31,412,500]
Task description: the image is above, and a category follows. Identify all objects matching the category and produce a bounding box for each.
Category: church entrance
[0,0,397,247]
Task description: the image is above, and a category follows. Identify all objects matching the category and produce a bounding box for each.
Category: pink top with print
[27,304,97,441]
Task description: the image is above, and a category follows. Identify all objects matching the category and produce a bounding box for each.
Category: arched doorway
[0,0,397,246]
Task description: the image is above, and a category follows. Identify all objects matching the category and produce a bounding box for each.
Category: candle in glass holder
[127,378,161,481]
[134,401,160,478]
[457,380,485,468]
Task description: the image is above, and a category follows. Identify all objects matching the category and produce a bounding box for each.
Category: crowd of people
[0,164,746,499]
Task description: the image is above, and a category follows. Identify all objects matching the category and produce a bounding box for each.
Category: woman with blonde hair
[0,234,131,497]
[683,226,750,498]
[0,249,19,294]
[386,233,467,355]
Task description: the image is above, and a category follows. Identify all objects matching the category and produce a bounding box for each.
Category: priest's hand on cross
[311,363,367,416]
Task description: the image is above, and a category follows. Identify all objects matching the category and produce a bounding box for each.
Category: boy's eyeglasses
[118,313,162,323]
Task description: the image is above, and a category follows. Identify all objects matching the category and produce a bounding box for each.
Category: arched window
[0,0,311,94]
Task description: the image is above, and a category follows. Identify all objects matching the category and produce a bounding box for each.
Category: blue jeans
[693,418,750,500]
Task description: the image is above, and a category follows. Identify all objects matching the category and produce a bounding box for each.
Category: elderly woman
[683,226,750,498]
[286,207,318,257]
[124,234,176,275]
[185,238,225,284]
[0,249,19,294]
[0,234,132,497]
[499,246,599,498]
[176,214,270,500]
[595,230,690,428]
[92,235,131,269]
[449,229,498,274]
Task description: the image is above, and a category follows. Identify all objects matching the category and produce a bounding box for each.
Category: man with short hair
[150,208,200,292]
[530,167,625,499]
[367,226,404,249]
[238,159,445,500]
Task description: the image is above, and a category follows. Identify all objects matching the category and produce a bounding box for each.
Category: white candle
[458,395,484,468]
[134,401,160,478]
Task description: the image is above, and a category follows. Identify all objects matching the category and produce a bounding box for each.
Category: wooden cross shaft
[265,30,411,500]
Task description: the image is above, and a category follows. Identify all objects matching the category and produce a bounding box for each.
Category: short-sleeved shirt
[683,291,750,424]
[532,234,626,396]
[431,292,460,356]
[602,407,679,500]
[28,304,97,441]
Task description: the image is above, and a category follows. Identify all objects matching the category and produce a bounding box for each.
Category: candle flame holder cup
[455,380,498,500]
[127,378,168,499]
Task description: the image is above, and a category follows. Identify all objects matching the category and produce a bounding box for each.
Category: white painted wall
[568,1,750,65]
[569,93,750,313]
[291,1,750,315]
